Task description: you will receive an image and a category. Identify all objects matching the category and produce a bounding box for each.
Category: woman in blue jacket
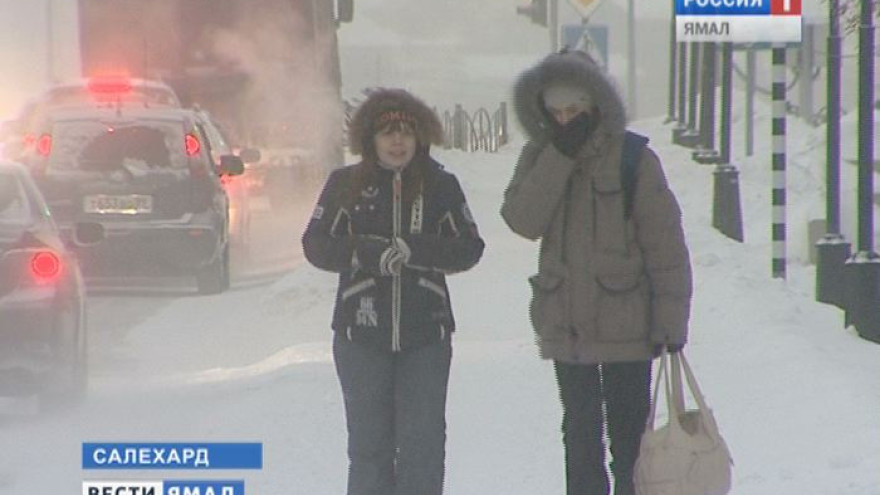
[302,88,484,495]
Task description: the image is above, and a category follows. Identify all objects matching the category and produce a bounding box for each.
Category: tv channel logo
[675,0,802,42]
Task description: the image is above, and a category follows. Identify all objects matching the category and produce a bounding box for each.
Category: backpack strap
[621,131,649,220]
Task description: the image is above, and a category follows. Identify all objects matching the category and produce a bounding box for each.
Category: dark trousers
[554,360,652,495]
[333,332,452,495]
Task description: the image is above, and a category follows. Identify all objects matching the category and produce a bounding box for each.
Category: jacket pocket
[528,271,569,339]
[418,277,448,300]
[593,176,627,253]
[340,277,383,329]
[595,271,649,342]
[341,277,377,301]
[402,273,452,332]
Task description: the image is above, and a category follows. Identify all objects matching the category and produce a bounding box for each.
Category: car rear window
[48,120,188,172]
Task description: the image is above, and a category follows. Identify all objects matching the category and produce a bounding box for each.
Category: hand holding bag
[634,351,733,495]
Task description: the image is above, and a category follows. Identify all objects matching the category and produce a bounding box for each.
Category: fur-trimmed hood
[513,50,627,141]
[348,88,445,156]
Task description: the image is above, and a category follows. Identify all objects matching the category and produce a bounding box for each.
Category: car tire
[40,300,88,411]
[196,244,229,295]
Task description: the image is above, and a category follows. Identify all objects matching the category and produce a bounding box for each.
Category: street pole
[666,3,677,124]
[550,0,559,52]
[746,46,756,156]
[627,0,637,118]
[798,24,815,122]
[712,42,743,242]
[672,42,689,142]
[678,42,702,148]
[771,45,788,280]
[671,0,689,142]
[693,43,721,164]
[844,0,880,343]
[46,0,55,83]
[816,0,851,309]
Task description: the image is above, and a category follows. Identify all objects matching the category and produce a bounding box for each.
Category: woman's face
[374,123,417,170]
[547,102,587,126]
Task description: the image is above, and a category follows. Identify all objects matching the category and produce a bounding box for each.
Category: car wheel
[40,300,87,410]
[196,245,228,295]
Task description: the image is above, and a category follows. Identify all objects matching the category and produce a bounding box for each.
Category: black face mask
[549,111,596,158]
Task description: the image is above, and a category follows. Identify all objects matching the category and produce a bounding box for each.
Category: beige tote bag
[634,351,733,495]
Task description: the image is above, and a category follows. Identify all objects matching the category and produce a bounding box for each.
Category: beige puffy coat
[501,51,692,364]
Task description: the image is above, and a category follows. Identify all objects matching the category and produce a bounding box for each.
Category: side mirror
[73,222,104,247]
[239,148,261,164]
[219,155,245,176]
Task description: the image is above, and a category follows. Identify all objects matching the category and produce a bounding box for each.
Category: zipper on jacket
[392,170,403,352]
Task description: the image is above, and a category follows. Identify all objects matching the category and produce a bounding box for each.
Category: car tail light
[30,251,62,283]
[185,133,201,157]
[36,134,52,157]
[87,76,133,95]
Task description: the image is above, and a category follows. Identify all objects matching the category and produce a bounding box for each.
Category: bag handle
[646,350,684,429]
[645,350,705,432]
[673,352,713,414]
[645,351,666,428]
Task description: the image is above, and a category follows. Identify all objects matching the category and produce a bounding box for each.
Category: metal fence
[342,93,510,154]
[441,102,509,153]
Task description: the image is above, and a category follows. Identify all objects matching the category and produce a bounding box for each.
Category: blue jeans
[334,332,452,495]
[554,360,652,495]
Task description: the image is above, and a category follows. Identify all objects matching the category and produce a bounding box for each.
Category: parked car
[0,161,102,405]
[23,105,244,294]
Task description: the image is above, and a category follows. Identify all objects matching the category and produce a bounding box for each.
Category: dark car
[24,106,244,294]
[0,161,102,404]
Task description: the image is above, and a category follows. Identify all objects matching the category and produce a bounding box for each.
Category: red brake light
[36,134,52,157]
[87,76,133,95]
[185,133,201,156]
[31,251,61,282]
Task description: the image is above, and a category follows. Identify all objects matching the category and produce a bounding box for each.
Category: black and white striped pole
[815,0,850,308]
[843,0,880,344]
[712,42,743,242]
[771,45,787,279]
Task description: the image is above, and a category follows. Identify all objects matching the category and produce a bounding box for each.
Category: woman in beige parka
[501,49,693,495]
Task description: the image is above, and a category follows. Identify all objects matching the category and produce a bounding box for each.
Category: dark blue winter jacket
[302,155,484,351]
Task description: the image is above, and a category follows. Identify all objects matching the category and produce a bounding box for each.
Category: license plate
[83,194,153,214]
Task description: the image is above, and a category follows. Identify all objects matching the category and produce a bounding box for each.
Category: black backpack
[621,130,649,220]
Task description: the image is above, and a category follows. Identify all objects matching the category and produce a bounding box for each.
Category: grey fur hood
[513,50,627,140]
